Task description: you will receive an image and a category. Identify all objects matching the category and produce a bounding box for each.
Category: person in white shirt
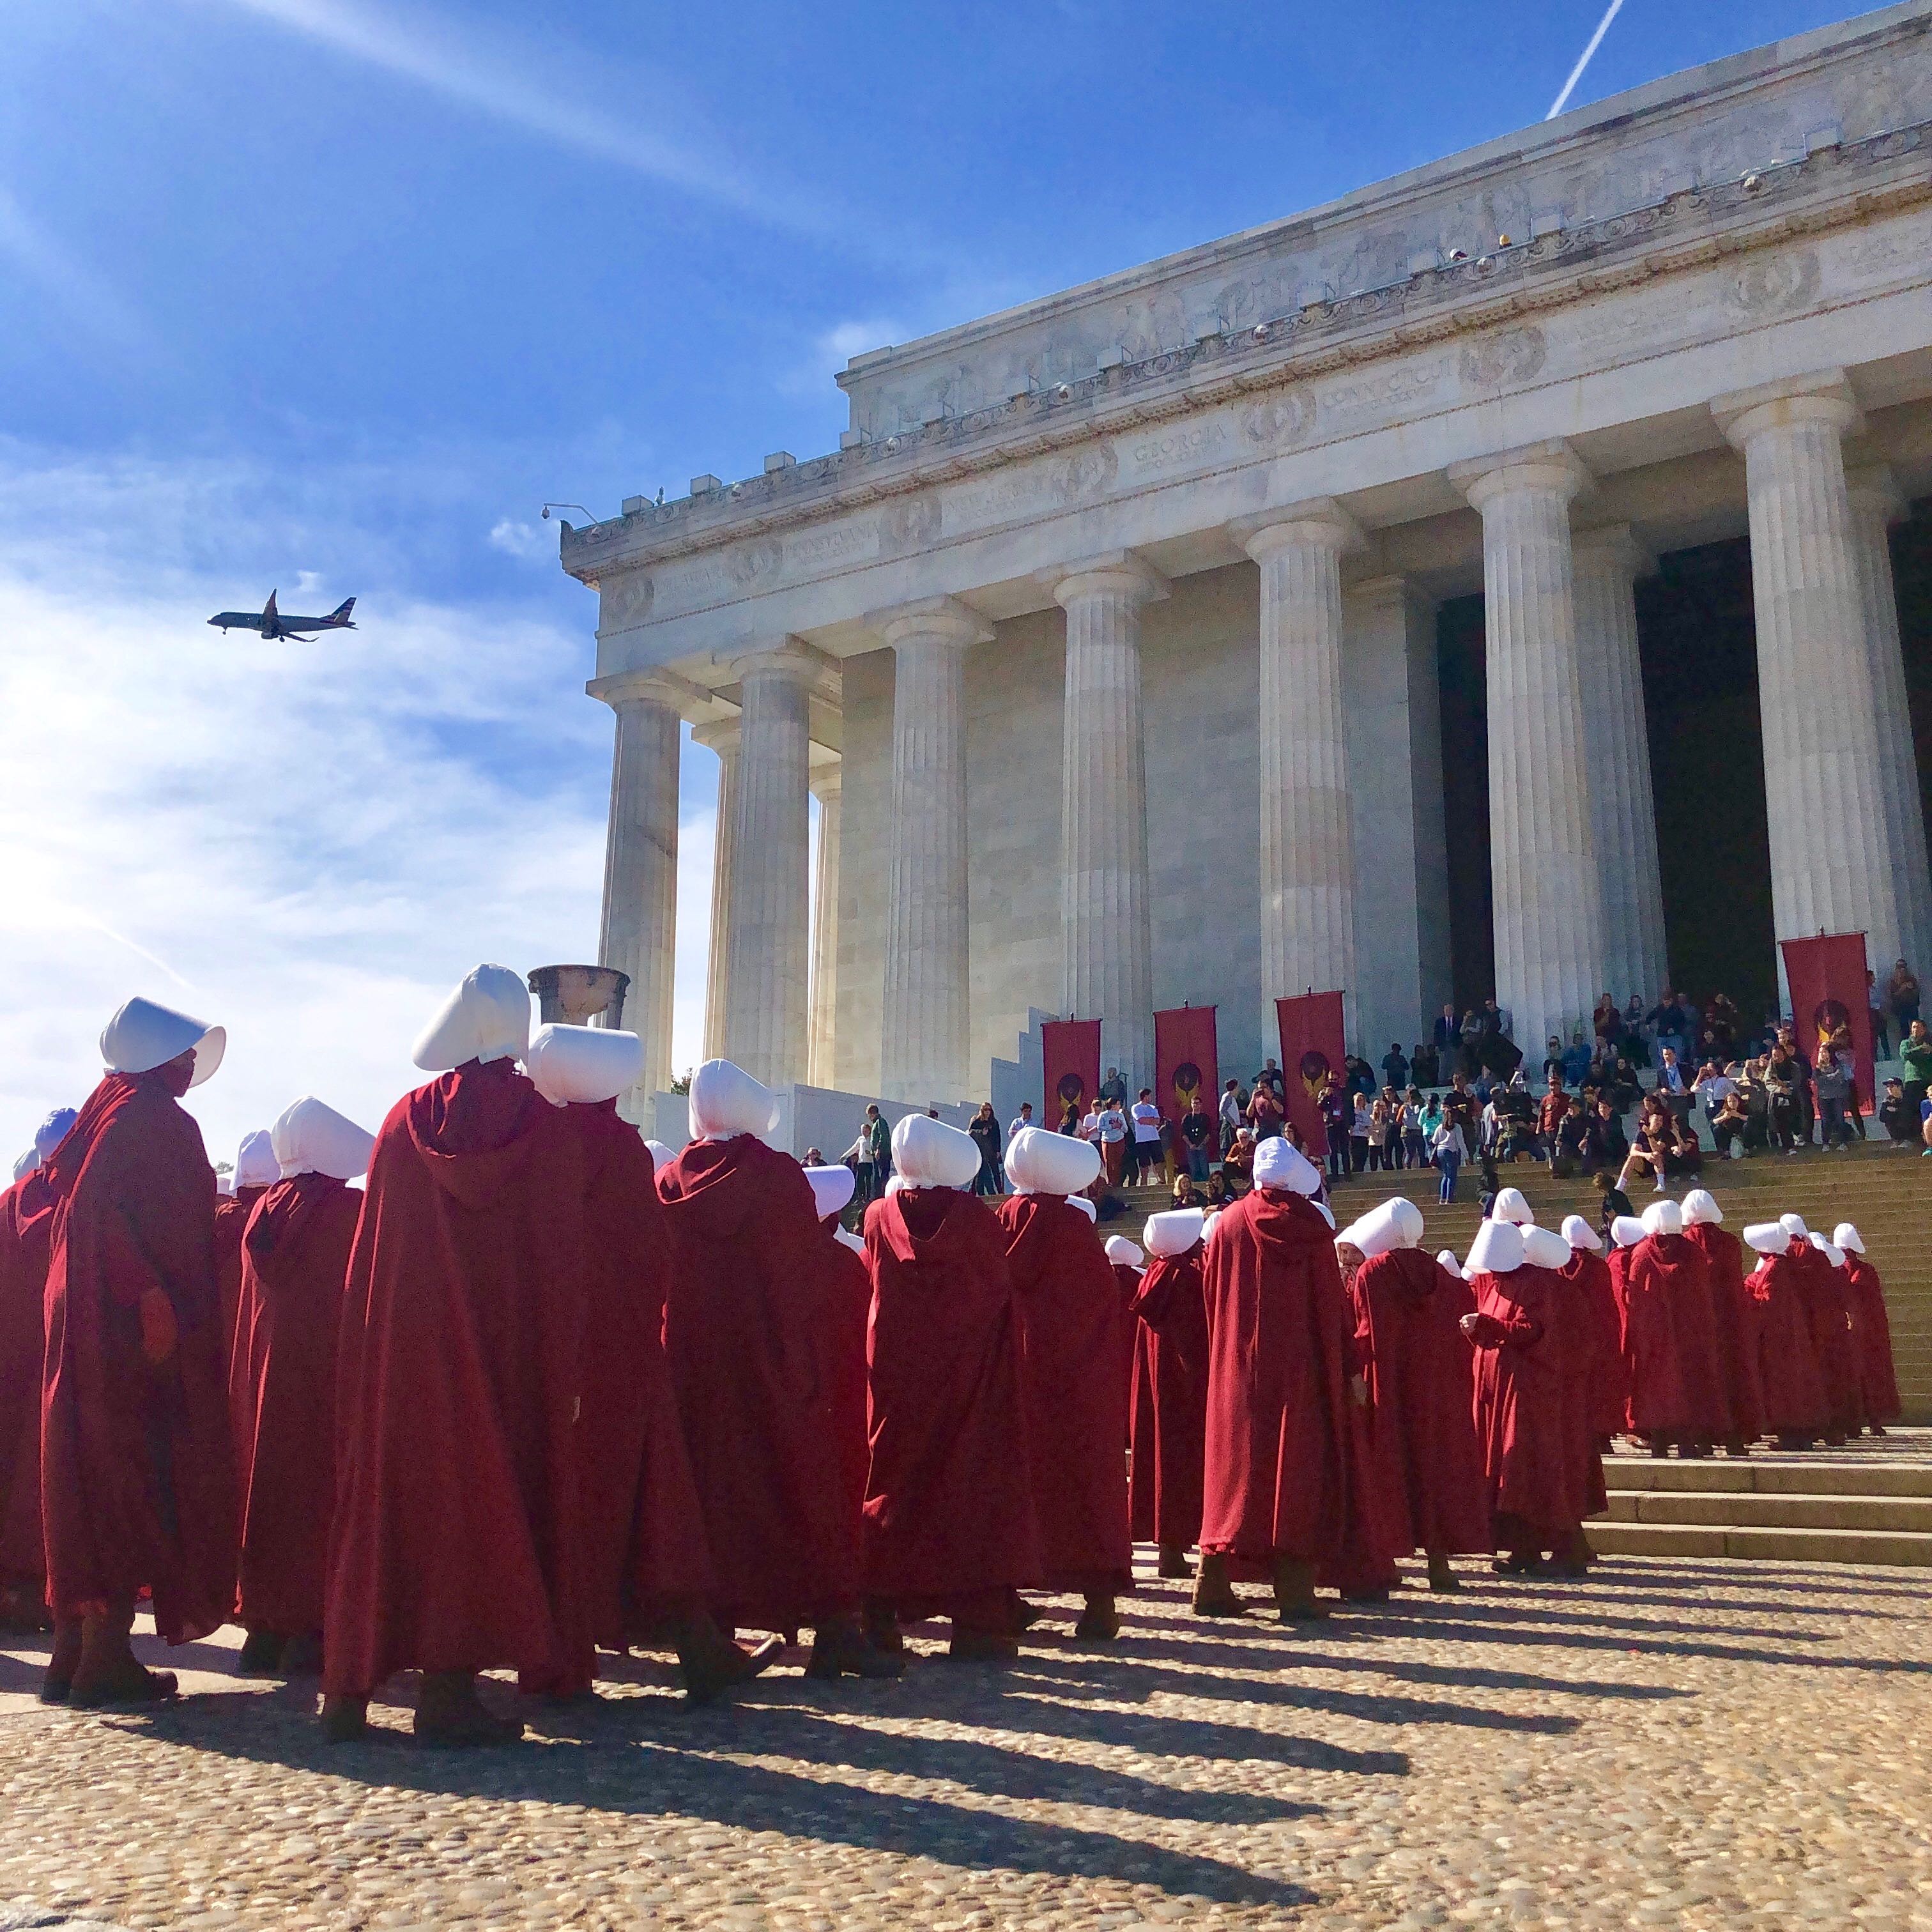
[1007,1101,1035,1146]
[1129,1089,1164,1186]
[1218,1080,1243,1156]
[1096,1100,1129,1187]
[1431,1114,1468,1204]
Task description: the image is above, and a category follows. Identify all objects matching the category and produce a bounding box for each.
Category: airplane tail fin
[330,597,356,622]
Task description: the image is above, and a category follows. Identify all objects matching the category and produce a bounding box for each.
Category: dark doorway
[1435,593,1492,1014]
[1892,497,1932,918]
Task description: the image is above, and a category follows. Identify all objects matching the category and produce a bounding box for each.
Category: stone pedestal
[528,963,631,1027]
[1451,441,1609,1057]
[720,642,816,1087]
[1051,553,1167,1088]
[1572,526,1669,1008]
[1715,374,1904,979]
[1238,503,1363,1048]
[808,766,843,1089]
[691,718,740,1064]
[587,671,681,1105]
[875,597,992,1102]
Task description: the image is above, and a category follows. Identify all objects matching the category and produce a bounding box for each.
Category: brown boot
[320,1694,370,1743]
[40,1620,81,1705]
[806,1616,905,1681]
[1191,1552,1248,1620]
[1073,1593,1121,1641]
[1156,1544,1193,1581]
[70,1605,177,1707]
[1425,1551,1463,1593]
[676,1620,783,1705]
[1271,1556,1329,1622]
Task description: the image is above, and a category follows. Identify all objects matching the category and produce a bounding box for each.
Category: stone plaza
[564,2,1932,1136]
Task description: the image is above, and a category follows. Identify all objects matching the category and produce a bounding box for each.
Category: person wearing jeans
[1431,1116,1466,1203]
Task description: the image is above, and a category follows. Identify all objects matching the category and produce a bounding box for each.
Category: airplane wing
[263,589,279,621]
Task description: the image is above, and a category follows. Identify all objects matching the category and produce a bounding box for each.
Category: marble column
[1341,574,1452,1061]
[1846,463,1932,980]
[1450,440,1609,1056]
[1237,502,1363,1048]
[588,670,682,1113]
[691,718,739,1063]
[806,766,842,1089]
[874,595,992,1103]
[1572,525,1669,1008]
[1050,552,1167,1089]
[1713,373,1904,979]
[720,641,816,1087]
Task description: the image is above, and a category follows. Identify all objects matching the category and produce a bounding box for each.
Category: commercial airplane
[207,590,358,640]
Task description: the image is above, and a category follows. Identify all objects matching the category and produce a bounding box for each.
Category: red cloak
[557,1101,712,1669]
[1844,1254,1901,1425]
[40,1070,238,1641]
[1466,1262,1580,1548]
[1127,1246,1210,1551]
[0,1172,57,1597]
[862,1188,1040,1616]
[323,1059,590,1698]
[994,1194,1133,1595]
[1197,1191,1355,1568]
[1793,1245,1860,1437]
[1683,1223,1763,1443]
[1746,1247,1830,1437]
[1562,1248,1627,1441]
[230,1174,359,1637]
[1349,1248,1492,1556]
[657,1133,861,1632]
[823,1227,873,1553]
[1650,1231,1728,1439]
[213,1186,270,1372]
[1612,1238,1685,1436]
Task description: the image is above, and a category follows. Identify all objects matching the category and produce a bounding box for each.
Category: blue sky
[0,0,1870,1159]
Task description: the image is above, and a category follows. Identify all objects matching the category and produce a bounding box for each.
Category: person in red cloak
[1741,1220,1830,1448]
[1682,1191,1763,1453]
[996,1125,1134,1639]
[1800,1229,1861,1443]
[1550,1216,1613,1567]
[0,1110,76,1629]
[1834,1223,1901,1434]
[212,1130,278,1375]
[1560,1214,1627,1452]
[1608,1206,1685,1454]
[1128,1208,1211,1581]
[323,965,595,1744]
[806,1160,873,1585]
[1461,1220,1586,1576]
[40,996,239,1705]
[522,1026,776,1703]
[1195,1136,1361,1621]
[1638,1197,1727,1455]
[1105,1234,1146,1427]
[656,1059,896,1681]
[1334,1199,1491,1592]
[861,1114,1041,1661]
[229,1096,374,1678]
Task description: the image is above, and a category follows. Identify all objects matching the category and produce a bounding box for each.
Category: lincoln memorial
[562,1,1932,1128]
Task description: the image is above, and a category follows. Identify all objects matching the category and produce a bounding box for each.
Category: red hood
[404,1059,551,1211]
[1359,1245,1441,1303]
[243,1171,351,1287]
[1244,1188,1335,1256]
[659,1133,813,1243]
[41,1070,163,1205]
[6,1169,57,1245]
[999,1191,1101,1282]
[873,1185,966,1263]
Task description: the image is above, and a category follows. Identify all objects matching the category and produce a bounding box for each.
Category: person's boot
[280,1632,324,1677]
[40,1619,81,1705]
[1425,1551,1462,1593]
[1190,1552,1247,1619]
[320,1694,370,1743]
[1271,1555,1329,1621]
[1647,1432,1669,1458]
[415,1671,523,1745]
[805,1616,905,1681]
[1552,1527,1593,1578]
[1722,1435,1750,1457]
[861,1598,906,1655]
[238,1627,287,1677]
[70,1604,176,1707]
[0,1583,53,1634]
[676,1618,783,1705]
[1073,1593,1121,1641]
[1156,1544,1192,1581]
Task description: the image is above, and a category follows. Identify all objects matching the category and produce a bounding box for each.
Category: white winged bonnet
[1465,1218,1524,1277]
[687,1059,780,1140]
[100,996,225,1087]
[271,1097,376,1181]
[411,965,530,1072]
[1144,1207,1205,1257]
[1104,1236,1144,1268]
[1561,1213,1602,1252]
[890,1114,983,1190]
[233,1130,280,1190]
[1682,1190,1724,1227]
[1641,1198,1683,1238]
[1252,1138,1322,1195]
[804,1164,857,1220]
[1489,1186,1534,1226]
[524,1024,644,1107]
[1004,1124,1101,1196]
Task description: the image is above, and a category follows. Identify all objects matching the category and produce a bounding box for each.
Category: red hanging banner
[1041,1018,1102,1131]
[1276,991,1347,1158]
[1780,931,1875,1116]
[1154,1005,1220,1162]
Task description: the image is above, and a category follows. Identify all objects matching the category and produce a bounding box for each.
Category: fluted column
[691,718,740,1062]
[1846,463,1932,978]
[873,596,992,1103]
[1236,502,1364,1048]
[1450,441,1609,1055]
[721,641,816,1086]
[1714,373,1904,977]
[807,766,842,1089]
[1572,526,1669,1008]
[588,670,683,1113]
[1050,552,1167,1088]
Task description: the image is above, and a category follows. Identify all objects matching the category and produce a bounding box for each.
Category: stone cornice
[561,119,1932,587]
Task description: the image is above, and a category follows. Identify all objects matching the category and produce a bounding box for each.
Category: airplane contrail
[1547,0,1626,119]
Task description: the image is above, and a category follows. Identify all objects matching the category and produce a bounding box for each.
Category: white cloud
[294,569,324,597]
[0,441,712,1164]
[488,516,550,561]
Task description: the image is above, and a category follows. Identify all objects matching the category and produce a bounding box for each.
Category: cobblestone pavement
[2,1550,1928,1932]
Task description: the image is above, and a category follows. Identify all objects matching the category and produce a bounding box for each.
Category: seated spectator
[1550,1095,1597,1177]
[1561,1031,1593,1087]
[1594,1096,1630,1166]
[1204,1171,1232,1210]
[1345,1055,1377,1099]
[1607,1058,1641,1114]
[1693,1059,1736,1137]
[1593,993,1625,1054]
[1620,1100,1703,1192]
[1172,1172,1203,1206]
[1879,1076,1917,1146]
[1542,1036,1565,1083]
[1711,1087,1752,1159]
[1220,1130,1254,1193]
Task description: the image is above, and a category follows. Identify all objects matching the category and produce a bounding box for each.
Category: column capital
[808,760,843,806]
[727,636,824,687]
[691,716,742,756]
[1038,549,1170,610]
[1345,572,1437,618]
[1572,523,1657,583]
[1845,461,1907,526]
[864,593,995,651]
[1230,498,1364,562]
[1711,369,1861,448]
[1448,439,1590,511]
[586,666,702,714]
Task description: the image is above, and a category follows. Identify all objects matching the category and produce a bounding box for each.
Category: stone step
[1586,1520,1932,1565]
[1602,1489,1932,1531]
[1604,1455,1932,1496]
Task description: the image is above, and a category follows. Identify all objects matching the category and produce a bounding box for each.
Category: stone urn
[528,964,630,1028]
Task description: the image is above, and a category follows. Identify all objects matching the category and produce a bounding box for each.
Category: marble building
[564,1,1932,1121]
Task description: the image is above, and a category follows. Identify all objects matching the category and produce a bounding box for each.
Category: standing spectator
[1900,1018,1932,1116]
[1888,958,1921,1034]
[1251,1058,1286,1101]
[1813,1041,1854,1150]
[1459,1008,1484,1075]
[1420,1091,1444,1151]
[1400,1088,1427,1170]
[1007,1100,1035,1147]
[1096,1095,1129,1187]
[1868,970,1892,1059]
[1098,1066,1128,1108]
[1763,1047,1800,1153]
[1623,994,1651,1067]
[1349,1092,1372,1174]
[1412,1037,1439,1087]
[1381,1043,1409,1091]
[1433,1002,1460,1060]
[1218,1078,1244,1155]
[1551,1096,1596,1177]
[1320,1077,1352,1179]
[968,1101,1004,1195]
[1430,1110,1466,1202]
[1536,1075,1568,1160]
[1367,1094,1393,1171]
[1593,994,1625,1057]
[1177,1098,1213,1181]
[1246,1079,1284,1144]
[847,1104,885,1204]
[1130,1089,1165,1186]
